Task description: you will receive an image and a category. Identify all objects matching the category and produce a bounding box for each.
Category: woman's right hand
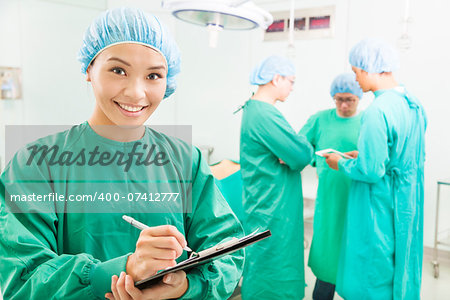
[126,225,187,281]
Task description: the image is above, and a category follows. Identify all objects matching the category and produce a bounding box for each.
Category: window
[266,19,286,33]
[264,6,335,41]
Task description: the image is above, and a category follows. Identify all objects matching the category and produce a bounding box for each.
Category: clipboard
[135,229,271,289]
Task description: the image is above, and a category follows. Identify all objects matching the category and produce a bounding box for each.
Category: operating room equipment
[432,179,450,278]
[162,0,273,47]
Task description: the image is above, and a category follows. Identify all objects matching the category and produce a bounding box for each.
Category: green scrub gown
[336,88,427,300]
[240,100,313,299]
[299,109,361,284]
[0,121,244,299]
[214,170,244,221]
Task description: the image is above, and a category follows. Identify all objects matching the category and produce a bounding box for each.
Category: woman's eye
[111,68,125,75]
[147,73,161,80]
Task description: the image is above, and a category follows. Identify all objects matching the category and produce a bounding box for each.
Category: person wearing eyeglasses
[299,73,363,300]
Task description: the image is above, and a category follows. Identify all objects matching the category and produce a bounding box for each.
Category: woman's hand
[126,225,187,281]
[105,271,188,300]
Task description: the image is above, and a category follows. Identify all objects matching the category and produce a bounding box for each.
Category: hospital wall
[0,0,449,250]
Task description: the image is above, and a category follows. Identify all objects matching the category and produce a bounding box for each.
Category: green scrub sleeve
[299,114,318,167]
[89,254,130,298]
[0,151,129,299]
[0,205,123,299]
[338,107,388,183]
[254,109,313,171]
[180,147,245,299]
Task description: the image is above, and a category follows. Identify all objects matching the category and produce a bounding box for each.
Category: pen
[122,215,193,252]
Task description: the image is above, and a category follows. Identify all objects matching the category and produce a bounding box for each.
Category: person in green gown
[324,38,427,300]
[0,7,244,300]
[240,55,313,299]
[299,73,363,300]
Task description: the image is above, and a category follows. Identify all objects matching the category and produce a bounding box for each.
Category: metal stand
[432,179,450,278]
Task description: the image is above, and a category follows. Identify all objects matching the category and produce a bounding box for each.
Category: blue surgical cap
[78,7,181,98]
[349,38,399,74]
[249,55,295,85]
[330,73,363,99]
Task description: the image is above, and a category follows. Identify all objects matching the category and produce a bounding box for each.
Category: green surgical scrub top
[239,100,313,299]
[0,121,244,299]
[299,108,361,284]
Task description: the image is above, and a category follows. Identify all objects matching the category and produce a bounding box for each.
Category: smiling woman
[0,6,244,300]
[87,44,167,129]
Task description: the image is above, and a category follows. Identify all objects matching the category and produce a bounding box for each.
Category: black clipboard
[135,229,271,289]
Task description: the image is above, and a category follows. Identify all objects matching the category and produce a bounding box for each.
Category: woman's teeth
[117,102,144,112]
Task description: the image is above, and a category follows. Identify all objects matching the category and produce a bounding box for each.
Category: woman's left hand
[105,270,188,300]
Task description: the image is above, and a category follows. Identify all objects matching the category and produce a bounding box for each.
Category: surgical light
[162,0,273,47]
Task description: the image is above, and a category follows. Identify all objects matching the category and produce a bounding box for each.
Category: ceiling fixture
[398,0,413,51]
[162,0,273,48]
[286,0,295,59]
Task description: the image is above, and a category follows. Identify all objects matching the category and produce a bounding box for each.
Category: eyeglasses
[333,97,357,104]
[283,76,295,85]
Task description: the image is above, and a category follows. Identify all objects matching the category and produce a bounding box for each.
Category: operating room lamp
[162,0,273,48]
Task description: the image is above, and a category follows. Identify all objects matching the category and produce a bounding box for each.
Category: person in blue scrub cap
[324,38,427,300]
[300,72,362,300]
[240,55,313,299]
[0,6,244,300]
